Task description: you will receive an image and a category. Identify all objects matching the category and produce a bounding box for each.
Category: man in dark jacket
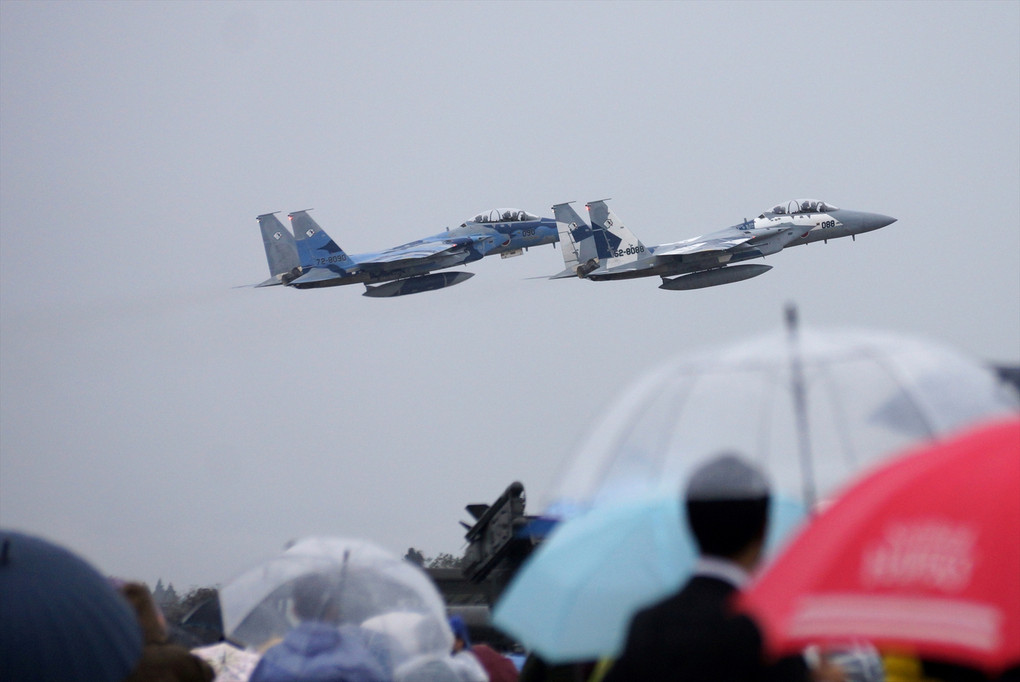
[604,454,822,682]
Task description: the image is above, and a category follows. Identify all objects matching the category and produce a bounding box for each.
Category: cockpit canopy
[469,208,539,224]
[769,199,839,215]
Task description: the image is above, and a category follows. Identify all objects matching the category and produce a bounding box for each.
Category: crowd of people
[3,444,1018,682]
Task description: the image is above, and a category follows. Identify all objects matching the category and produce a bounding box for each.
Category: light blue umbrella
[492,496,804,664]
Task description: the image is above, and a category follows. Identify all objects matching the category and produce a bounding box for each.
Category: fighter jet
[254,208,557,297]
[550,199,895,290]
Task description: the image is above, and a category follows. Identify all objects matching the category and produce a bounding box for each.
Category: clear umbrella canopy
[547,326,1018,516]
[219,537,452,667]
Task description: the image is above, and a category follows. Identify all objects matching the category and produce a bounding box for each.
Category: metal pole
[785,303,817,511]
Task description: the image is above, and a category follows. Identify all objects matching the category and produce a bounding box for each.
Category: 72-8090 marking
[316,255,349,265]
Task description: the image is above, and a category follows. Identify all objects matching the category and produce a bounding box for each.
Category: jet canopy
[469,208,540,224]
[769,199,839,215]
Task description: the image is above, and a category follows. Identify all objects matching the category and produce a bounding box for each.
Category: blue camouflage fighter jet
[551,198,895,290]
[254,208,557,297]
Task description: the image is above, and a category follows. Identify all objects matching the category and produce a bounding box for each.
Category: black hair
[686,496,769,558]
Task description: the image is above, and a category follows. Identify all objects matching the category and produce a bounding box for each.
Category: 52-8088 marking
[613,245,645,258]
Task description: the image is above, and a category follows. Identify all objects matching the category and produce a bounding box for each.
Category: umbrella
[0,529,143,682]
[492,494,806,663]
[179,593,224,646]
[191,642,260,682]
[741,417,1020,674]
[546,324,1018,516]
[219,537,452,667]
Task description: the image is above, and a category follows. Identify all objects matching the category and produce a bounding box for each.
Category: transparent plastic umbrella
[502,321,1016,663]
[547,322,1018,516]
[190,642,260,682]
[219,537,452,671]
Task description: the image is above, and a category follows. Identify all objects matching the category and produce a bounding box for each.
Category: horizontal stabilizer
[290,267,341,288]
[547,268,580,280]
[595,261,654,276]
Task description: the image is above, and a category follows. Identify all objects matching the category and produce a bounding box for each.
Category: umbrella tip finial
[1,538,9,567]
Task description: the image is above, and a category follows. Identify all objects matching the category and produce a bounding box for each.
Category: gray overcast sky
[2,1,1018,589]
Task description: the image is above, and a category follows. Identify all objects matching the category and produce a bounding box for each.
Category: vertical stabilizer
[552,202,599,277]
[288,210,352,271]
[257,212,301,286]
[586,200,650,269]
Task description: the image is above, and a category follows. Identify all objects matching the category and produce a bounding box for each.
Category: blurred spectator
[518,654,597,682]
[248,574,388,682]
[395,654,462,682]
[449,615,489,682]
[0,531,143,682]
[119,582,215,682]
[603,454,838,682]
[884,653,1020,682]
[470,641,519,682]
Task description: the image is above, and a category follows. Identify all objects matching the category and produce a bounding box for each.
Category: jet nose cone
[870,213,897,229]
[844,211,896,233]
[830,209,896,235]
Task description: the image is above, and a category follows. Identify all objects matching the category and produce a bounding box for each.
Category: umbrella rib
[785,306,817,510]
[858,345,939,440]
[815,361,860,473]
[658,368,709,475]
[589,374,687,504]
[755,365,780,476]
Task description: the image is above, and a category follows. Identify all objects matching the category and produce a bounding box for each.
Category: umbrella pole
[786,304,817,511]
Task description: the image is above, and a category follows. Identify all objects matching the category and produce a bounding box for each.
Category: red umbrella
[741,417,1020,674]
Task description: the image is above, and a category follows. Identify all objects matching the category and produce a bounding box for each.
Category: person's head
[291,573,340,623]
[684,454,770,566]
[448,615,470,653]
[119,582,168,644]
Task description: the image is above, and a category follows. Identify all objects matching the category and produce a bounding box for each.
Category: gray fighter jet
[551,199,895,290]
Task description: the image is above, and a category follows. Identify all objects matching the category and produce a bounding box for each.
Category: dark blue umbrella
[0,530,143,682]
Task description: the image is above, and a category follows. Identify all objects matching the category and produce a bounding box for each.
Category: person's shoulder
[126,643,216,682]
[471,644,519,681]
[635,576,716,616]
[686,573,739,595]
[452,648,489,681]
[624,586,693,636]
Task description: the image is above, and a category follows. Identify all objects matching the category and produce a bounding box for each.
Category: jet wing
[352,240,469,274]
[654,235,754,258]
[653,221,799,259]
